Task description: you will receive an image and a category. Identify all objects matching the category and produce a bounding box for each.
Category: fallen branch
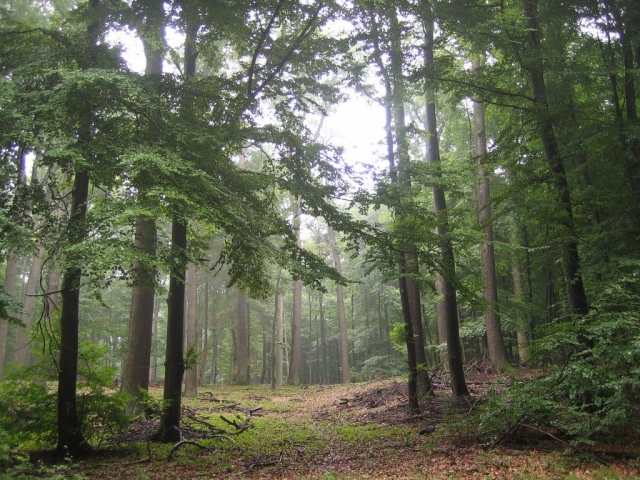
[241,454,284,474]
[167,440,210,460]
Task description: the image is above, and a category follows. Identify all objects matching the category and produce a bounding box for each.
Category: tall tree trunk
[523,0,589,318]
[154,219,187,442]
[435,276,448,368]
[318,292,328,384]
[56,166,91,456]
[56,0,102,455]
[184,262,198,397]
[423,9,469,397]
[153,16,196,441]
[121,215,157,414]
[389,7,431,400]
[509,218,531,363]
[149,294,160,383]
[472,61,510,372]
[288,199,302,385]
[121,0,163,414]
[199,275,209,385]
[236,289,250,384]
[0,252,19,380]
[327,225,350,383]
[272,269,284,388]
[14,246,45,366]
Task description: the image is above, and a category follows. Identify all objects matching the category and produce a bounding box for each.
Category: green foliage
[184,344,200,371]
[0,342,129,449]
[358,355,406,381]
[474,263,640,444]
[0,427,85,480]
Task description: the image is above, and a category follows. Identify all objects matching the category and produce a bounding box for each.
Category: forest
[1,0,640,477]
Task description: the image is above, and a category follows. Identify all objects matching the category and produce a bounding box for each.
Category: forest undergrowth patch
[39,372,640,479]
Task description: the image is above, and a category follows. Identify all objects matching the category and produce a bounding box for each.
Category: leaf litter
[68,369,640,479]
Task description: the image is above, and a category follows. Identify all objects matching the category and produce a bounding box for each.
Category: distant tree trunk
[435,276,448,368]
[523,0,589,318]
[184,262,198,397]
[199,275,209,385]
[318,292,327,384]
[149,295,159,383]
[472,63,510,372]
[272,269,284,388]
[0,252,19,380]
[423,9,469,397]
[509,218,531,363]
[14,162,52,367]
[1,147,32,378]
[14,246,45,366]
[121,0,163,415]
[288,199,302,385]
[327,225,350,383]
[235,289,249,385]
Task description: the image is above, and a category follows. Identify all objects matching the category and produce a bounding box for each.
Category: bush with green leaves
[358,354,407,381]
[0,341,129,449]
[473,263,640,445]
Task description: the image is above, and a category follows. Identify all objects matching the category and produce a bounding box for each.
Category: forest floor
[60,367,640,479]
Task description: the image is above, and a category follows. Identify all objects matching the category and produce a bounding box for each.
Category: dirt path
[72,376,640,479]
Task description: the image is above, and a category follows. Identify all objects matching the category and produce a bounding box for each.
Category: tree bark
[121,216,157,415]
[388,5,431,401]
[199,275,209,386]
[509,218,531,363]
[184,262,198,397]
[423,9,469,397]
[153,219,187,442]
[56,168,91,456]
[236,289,250,384]
[288,199,302,385]
[153,14,196,440]
[522,0,589,318]
[472,61,510,372]
[0,251,19,380]
[327,225,350,383]
[121,0,164,414]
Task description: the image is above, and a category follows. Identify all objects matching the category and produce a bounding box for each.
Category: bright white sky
[108,29,386,188]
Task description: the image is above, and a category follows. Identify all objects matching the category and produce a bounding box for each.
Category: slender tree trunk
[271,268,282,388]
[149,295,159,383]
[327,225,350,383]
[199,275,209,386]
[288,199,302,385]
[472,62,510,371]
[121,0,163,414]
[236,289,249,384]
[14,246,45,366]
[153,16,196,440]
[509,218,531,363]
[391,7,431,399]
[435,276,448,368]
[0,252,19,380]
[184,262,198,397]
[523,0,589,318]
[153,219,187,442]
[56,1,103,455]
[56,169,91,456]
[423,10,469,397]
